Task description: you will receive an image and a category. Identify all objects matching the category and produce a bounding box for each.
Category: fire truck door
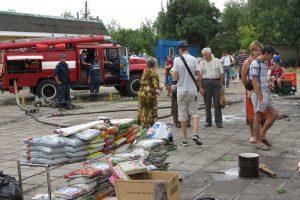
[78,48,96,82]
[120,47,129,80]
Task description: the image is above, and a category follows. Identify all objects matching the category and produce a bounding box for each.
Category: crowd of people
[137,40,282,151]
[53,40,283,151]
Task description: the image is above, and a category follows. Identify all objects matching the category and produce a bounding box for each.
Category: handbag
[179,55,199,93]
[220,88,225,108]
[245,59,261,91]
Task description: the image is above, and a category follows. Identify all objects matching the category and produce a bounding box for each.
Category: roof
[0,11,109,36]
[157,39,199,48]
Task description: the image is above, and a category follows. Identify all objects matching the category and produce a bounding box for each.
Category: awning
[7,55,44,61]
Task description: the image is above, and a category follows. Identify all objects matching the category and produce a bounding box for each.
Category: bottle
[168,132,173,143]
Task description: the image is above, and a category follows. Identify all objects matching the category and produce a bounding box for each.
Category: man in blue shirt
[55,54,70,111]
[88,58,102,101]
[249,45,279,150]
[80,50,91,77]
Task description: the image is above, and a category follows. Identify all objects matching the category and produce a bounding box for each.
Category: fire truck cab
[0,35,147,98]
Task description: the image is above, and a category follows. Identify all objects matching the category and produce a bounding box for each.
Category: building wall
[155,39,199,67]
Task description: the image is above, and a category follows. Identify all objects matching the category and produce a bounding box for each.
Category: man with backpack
[220,51,235,88]
[172,41,202,146]
[249,45,279,150]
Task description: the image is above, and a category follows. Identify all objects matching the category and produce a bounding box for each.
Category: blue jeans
[164,75,173,86]
[223,66,231,87]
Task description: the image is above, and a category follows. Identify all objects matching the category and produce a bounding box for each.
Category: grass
[277,187,287,194]
[284,67,297,73]
[222,156,235,161]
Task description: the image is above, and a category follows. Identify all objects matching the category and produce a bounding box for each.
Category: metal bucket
[238,153,259,178]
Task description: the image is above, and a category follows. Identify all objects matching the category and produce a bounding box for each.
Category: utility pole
[84,0,88,19]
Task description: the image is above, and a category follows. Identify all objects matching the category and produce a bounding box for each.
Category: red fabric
[270,67,284,78]
[165,60,173,75]
[245,91,269,125]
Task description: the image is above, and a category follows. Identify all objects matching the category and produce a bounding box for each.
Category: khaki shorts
[251,91,275,113]
[177,91,199,121]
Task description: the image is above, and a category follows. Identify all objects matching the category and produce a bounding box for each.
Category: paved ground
[0,69,299,200]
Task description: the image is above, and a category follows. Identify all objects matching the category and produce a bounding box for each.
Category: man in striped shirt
[236,49,248,79]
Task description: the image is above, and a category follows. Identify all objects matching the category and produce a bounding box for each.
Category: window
[169,47,174,58]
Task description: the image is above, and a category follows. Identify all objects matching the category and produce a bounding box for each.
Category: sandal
[262,139,272,146]
[249,137,256,143]
[175,122,181,128]
[256,143,270,151]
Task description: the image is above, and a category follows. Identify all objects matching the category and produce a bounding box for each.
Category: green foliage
[238,25,258,50]
[61,11,75,19]
[155,0,221,46]
[222,156,234,161]
[277,187,287,194]
[108,19,157,56]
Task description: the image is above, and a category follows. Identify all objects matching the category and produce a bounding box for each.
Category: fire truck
[0,35,147,98]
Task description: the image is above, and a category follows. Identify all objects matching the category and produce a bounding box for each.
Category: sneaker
[181,140,188,146]
[192,135,202,145]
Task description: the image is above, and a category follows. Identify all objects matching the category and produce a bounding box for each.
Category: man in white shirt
[220,51,235,88]
[199,47,224,128]
[173,41,202,146]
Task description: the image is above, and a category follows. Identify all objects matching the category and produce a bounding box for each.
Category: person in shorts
[249,45,279,150]
[172,41,202,146]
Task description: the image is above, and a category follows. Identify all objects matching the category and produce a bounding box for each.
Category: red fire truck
[0,35,147,98]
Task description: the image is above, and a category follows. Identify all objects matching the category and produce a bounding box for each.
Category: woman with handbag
[137,58,162,128]
[241,41,269,144]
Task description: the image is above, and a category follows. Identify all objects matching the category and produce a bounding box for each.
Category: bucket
[238,153,259,178]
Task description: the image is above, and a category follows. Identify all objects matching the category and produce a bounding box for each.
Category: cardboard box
[115,171,181,200]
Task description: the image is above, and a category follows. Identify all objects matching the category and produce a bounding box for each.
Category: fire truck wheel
[37,79,58,99]
[114,86,127,96]
[126,74,141,97]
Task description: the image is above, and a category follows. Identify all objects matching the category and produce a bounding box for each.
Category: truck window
[7,59,41,73]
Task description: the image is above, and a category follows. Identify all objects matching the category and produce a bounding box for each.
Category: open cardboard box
[115,171,181,200]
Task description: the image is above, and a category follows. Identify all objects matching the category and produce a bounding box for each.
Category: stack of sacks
[54,159,113,199]
[62,136,89,163]
[111,119,140,149]
[84,159,114,196]
[134,139,170,171]
[21,135,68,165]
[74,129,105,160]
[110,148,149,164]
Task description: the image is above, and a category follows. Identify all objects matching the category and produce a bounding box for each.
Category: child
[164,56,173,96]
[270,61,284,95]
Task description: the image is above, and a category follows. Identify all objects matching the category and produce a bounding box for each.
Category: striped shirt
[236,53,247,67]
[249,60,269,92]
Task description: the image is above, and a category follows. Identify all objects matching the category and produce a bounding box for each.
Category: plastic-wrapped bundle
[22,157,69,165]
[74,129,101,141]
[22,135,65,148]
[22,144,64,154]
[112,148,149,162]
[134,139,164,150]
[62,137,88,147]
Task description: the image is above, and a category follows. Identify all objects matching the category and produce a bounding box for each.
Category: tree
[138,20,157,56]
[238,0,286,45]
[61,11,75,19]
[209,0,245,56]
[155,0,221,47]
[107,19,121,35]
[279,0,300,65]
